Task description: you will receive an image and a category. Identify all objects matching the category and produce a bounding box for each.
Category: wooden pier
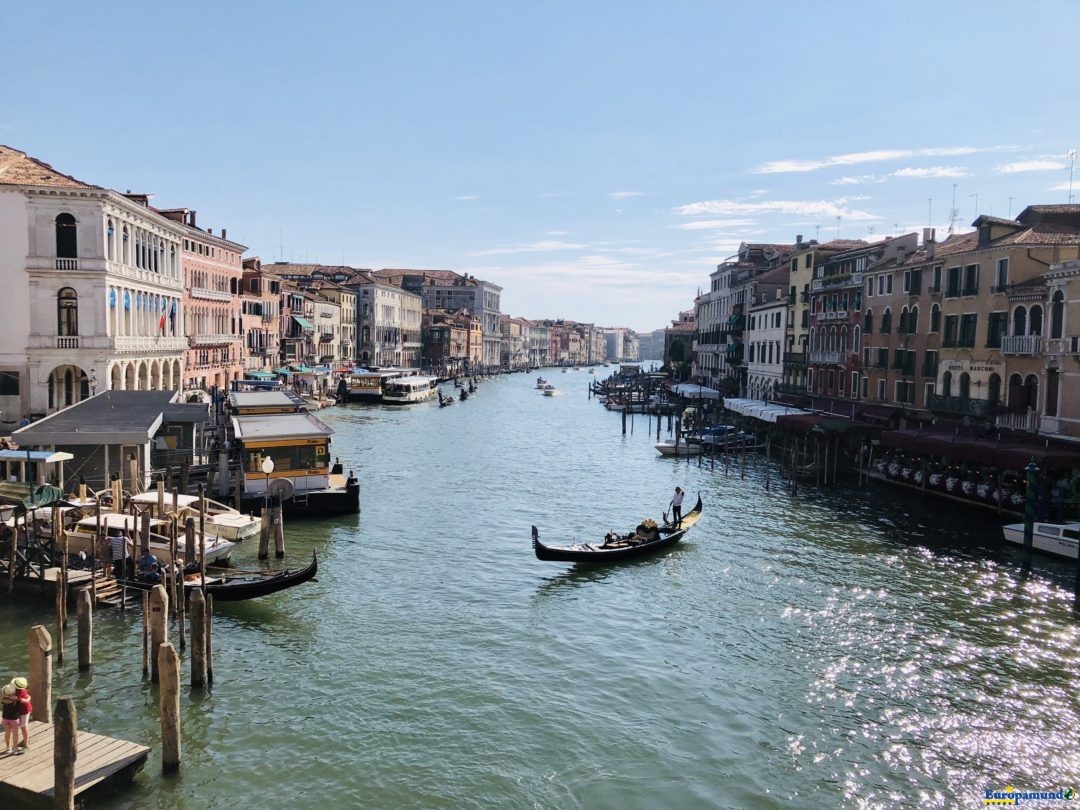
[0,720,149,807]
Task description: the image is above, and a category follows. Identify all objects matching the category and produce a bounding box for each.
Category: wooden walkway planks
[0,720,149,805]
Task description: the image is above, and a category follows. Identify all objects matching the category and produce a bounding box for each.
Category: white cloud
[831,175,877,185]
[454,194,479,201]
[1046,182,1076,192]
[467,240,589,257]
[546,230,571,236]
[753,145,998,174]
[671,218,758,231]
[608,191,644,200]
[996,160,1067,174]
[890,166,967,179]
[673,198,879,221]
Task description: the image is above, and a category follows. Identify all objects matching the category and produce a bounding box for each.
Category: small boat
[542,384,559,397]
[561,368,568,373]
[1002,521,1080,559]
[129,550,318,602]
[654,440,704,457]
[535,377,548,389]
[532,496,703,563]
[129,491,260,542]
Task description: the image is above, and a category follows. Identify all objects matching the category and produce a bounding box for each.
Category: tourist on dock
[331,457,343,475]
[346,470,357,487]
[138,549,161,583]
[1,685,18,754]
[670,487,685,526]
[108,528,134,580]
[11,677,30,751]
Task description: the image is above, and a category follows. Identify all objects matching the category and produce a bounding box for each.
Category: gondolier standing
[671,487,685,527]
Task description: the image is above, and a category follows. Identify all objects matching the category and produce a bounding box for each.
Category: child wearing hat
[1,684,18,755]
[11,678,30,751]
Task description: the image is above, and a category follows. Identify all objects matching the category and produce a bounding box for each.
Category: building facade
[240,258,282,373]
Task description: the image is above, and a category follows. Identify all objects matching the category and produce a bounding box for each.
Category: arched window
[829,326,837,352]
[881,308,892,334]
[1029,305,1043,335]
[988,373,1001,405]
[1051,291,1064,339]
[1013,306,1027,336]
[57,288,78,336]
[910,306,919,333]
[106,219,115,261]
[1024,374,1039,410]
[900,306,909,333]
[1008,373,1024,410]
[55,213,77,258]
[942,370,952,397]
[864,309,873,332]
[1047,369,1059,417]
[122,226,130,264]
[840,325,848,352]
[854,325,861,353]
[930,304,940,333]
[959,372,971,400]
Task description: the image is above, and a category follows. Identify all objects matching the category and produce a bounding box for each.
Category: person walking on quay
[11,677,30,751]
[1,684,19,755]
[671,486,685,527]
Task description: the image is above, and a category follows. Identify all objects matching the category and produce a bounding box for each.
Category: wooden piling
[206,593,214,686]
[53,696,77,810]
[621,407,626,435]
[258,511,270,560]
[28,625,52,723]
[198,484,207,592]
[156,479,165,516]
[189,588,206,689]
[54,574,65,667]
[141,592,150,679]
[7,512,17,593]
[76,589,92,672]
[764,434,771,491]
[159,641,181,774]
[273,504,285,559]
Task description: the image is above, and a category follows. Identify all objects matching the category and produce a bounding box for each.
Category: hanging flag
[123,291,130,310]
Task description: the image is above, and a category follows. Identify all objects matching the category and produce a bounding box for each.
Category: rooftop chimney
[796,234,803,245]
[187,210,197,228]
[923,227,936,260]
[222,228,227,240]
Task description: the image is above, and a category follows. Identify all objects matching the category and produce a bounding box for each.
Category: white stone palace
[0,146,186,428]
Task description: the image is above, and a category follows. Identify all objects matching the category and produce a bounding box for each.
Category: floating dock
[0,720,149,806]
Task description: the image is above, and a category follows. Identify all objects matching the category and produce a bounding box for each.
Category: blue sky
[2,1,1078,331]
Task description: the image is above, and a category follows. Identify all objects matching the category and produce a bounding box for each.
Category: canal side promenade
[0,372,1078,807]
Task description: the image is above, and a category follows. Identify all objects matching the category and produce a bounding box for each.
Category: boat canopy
[670,383,721,400]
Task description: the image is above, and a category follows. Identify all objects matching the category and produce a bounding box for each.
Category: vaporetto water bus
[382,375,439,404]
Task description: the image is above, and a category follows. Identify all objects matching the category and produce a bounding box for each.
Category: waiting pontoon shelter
[12,390,204,490]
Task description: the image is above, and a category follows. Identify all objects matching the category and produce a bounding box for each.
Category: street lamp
[261,455,274,504]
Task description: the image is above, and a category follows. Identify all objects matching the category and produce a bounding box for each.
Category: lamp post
[261,455,274,506]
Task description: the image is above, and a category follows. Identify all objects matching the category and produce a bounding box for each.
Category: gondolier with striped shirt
[671,487,685,527]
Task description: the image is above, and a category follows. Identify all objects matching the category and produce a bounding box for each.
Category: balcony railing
[927,394,997,418]
[995,409,1039,432]
[776,383,807,397]
[55,258,78,270]
[818,311,847,321]
[190,287,233,302]
[114,336,188,352]
[783,352,806,367]
[56,337,79,349]
[809,350,844,365]
[189,334,237,347]
[1001,335,1042,355]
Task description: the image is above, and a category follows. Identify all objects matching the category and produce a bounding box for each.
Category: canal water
[2,371,1079,808]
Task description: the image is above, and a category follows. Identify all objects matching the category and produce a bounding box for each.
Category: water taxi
[128,491,261,541]
[65,512,236,566]
[383,376,438,404]
[1002,522,1080,559]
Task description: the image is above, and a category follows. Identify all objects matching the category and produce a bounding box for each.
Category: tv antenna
[1068,149,1077,203]
[969,193,979,221]
[835,215,841,238]
[947,184,959,234]
[926,198,933,228]
[814,225,821,241]
[1008,197,1014,219]
[278,227,284,262]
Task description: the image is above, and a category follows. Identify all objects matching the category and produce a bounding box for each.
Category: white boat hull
[655,441,703,457]
[1002,523,1080,560]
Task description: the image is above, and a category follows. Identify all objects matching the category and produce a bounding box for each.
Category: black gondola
[128,550,318,602]
[532,496,703,563]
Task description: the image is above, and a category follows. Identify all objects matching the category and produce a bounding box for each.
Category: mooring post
[157,479,165,516]
[140,509,151,555]
[764,434,771,491]
[54,696,77,810]
[656,413,661,441]
[273,503,286,559]
[28,625,53,723]
[159,641,181,774]
[1023,460,1038,564]
[150,583,168,684]
[621,406,627,435]
[77,589,92,672]
[258,511,270,560]
[198,484,207,592]
[206,592,214,686]
[189,587,206,689]
[141,591,150,679]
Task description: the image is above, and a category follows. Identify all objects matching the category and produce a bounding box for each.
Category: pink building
[240,257,283,373]
[160,209,247,391]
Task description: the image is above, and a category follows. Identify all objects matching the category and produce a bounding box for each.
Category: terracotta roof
[972,214,1020,228]
[0,145,97,189]
[373,269,464,285]
[1019,204,1080,217]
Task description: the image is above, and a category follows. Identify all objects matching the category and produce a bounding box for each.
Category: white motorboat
[382,375,439,404]
[655,440,704,457]
[129,491,260,541]
[1002,521,1080,559]
[542,384,560,397]
[65,512,236,566]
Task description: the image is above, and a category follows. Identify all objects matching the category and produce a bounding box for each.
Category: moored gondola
[127,550,318,602]
[532,496,702,563]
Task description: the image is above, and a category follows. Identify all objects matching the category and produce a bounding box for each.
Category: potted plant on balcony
[945,467,960,493]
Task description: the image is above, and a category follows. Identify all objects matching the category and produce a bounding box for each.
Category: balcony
[1001,335,1042,355]
[809,350,844,365]
[56,337,78,349]
[995,409,1039,432]
[55,258,78,271]
[114,336,188,352]
[189,334,237,347]
[818,311,847,322]
[190,287,233,302]
[784,352,806,367]
[927,394,996,418]
[776,383,807,397]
